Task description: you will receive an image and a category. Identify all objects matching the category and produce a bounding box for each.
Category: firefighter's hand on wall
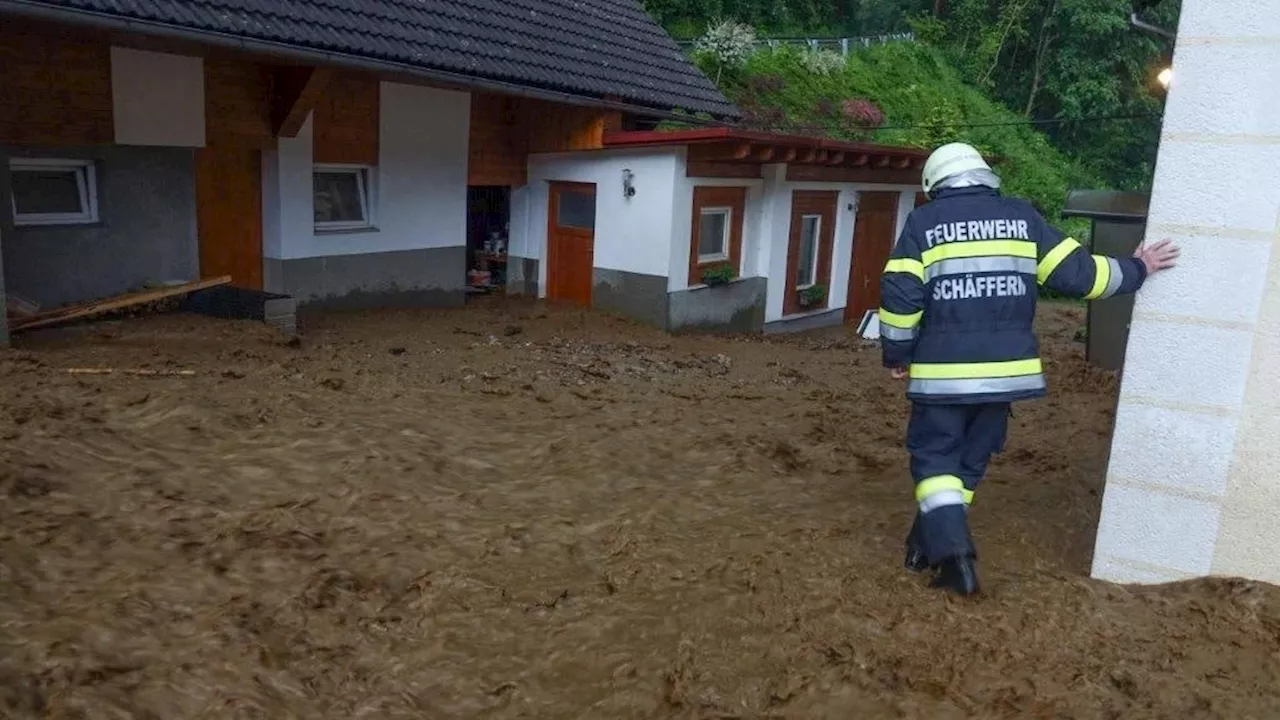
[890,367,909,380]
[1133,238,1181,276]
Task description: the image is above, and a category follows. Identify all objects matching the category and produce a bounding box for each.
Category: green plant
[800,284,827,306]
[701,264,737,286]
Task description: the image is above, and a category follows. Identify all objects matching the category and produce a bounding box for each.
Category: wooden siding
[313,71,380,165]
[469,93,529,186]
[204,57,274,149]
[468,93,622,187]
[0,23,113,146]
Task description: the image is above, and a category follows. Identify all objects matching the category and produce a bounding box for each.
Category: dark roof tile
[16,0,738,117]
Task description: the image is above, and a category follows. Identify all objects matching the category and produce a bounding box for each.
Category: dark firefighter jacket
[879,185,1148,405]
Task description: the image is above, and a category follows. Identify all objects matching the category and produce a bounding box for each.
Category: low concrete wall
[763,307,845,335]
[592,268,670,329]
[0,144,198,308]
[507,256,539,297]
[265,245,466,310]
[179,286,298,337]
[668,277,767,334]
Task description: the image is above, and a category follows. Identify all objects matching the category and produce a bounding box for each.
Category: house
[0,0,737,345]
[510,127,930,334]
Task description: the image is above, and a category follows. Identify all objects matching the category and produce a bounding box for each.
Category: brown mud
[1,299,1278,719]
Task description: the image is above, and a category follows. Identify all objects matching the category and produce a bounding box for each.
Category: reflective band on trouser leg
[908,358,1046,397]
[884,258,925,282]
[1085,256,1124,300]
[1037,237,1082,285]
[916,474,967,513]
[925,256,1037,282]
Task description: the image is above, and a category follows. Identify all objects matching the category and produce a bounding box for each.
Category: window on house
[556,188,597,230]
[697,207,731,262]
[688,186,747,286]
[314,164,374,231]
[795,214,822,288]
[9,158,99,226]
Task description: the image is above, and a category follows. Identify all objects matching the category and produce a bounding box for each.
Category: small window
[795,214,822,288]
[9,158,98,227]
[697,207,731,262]
[557,188,596,230]
[314,164,374,231]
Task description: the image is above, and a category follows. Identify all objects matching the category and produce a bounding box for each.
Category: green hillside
[676,40,1098,230]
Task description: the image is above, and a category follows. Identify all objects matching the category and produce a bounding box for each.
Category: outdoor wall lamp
[622,169,636,199]
[1157,66,1173,89]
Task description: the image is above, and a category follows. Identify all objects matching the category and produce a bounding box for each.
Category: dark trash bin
[1060,189,1151,372]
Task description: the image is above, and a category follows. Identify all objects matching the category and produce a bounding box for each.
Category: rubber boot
[930,554,980,596]
[904,514,930,572]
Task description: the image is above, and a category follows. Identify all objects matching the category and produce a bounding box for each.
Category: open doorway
[466,186,511,296]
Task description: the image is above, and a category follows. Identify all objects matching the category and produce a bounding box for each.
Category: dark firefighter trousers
[905,402,1011,565]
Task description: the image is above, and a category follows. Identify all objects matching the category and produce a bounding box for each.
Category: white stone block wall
[1091,0,1280,584]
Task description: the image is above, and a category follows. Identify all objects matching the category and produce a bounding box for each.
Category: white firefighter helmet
[921,142,991,194]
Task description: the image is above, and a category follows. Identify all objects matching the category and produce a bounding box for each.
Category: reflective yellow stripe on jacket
[878,307,922,342]
[922,240,1038,282]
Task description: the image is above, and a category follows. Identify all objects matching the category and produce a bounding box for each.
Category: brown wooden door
[915,192,929,207]
[196,146,263,289]
[546,182,596,307]
[783,190,839,316]
[845,191,901,322]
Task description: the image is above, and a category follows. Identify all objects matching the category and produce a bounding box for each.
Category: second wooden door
[845,191,900,322]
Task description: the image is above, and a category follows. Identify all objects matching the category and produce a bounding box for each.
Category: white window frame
[796,214,823,289]
[697,206,733,263]
[9,158,99,227]
[313,163,376,232]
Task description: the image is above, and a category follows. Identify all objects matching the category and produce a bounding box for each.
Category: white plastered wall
[757,167,916,323]
[261,81,470,262]
[1091,0,1280,584]
[110,47,206,148]
[523,148,681,294]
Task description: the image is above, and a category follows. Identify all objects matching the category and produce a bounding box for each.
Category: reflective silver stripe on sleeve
[919,489,967,513]
[879,323,917,342]
[1097,257,1124,299]
[908,374,1047,396]
[924,256,1037,282]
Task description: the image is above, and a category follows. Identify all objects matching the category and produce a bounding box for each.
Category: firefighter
[879,142,1179,596]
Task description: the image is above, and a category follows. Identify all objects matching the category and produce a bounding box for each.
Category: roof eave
[0,0,741,123]
[603,128,929,170]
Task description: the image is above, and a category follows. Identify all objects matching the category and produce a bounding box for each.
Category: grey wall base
[0,144,198,309]
[764,307,845,335]
[591,268,767,335]
[592,268,670,330]
[507,256,540,296]
[669,277,767,334]
[265,246,466,311]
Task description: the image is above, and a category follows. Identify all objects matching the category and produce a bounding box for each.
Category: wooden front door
[845,191,901,321]
[783,190,839,316]
[546,182,596,307]
[196,146,263,289]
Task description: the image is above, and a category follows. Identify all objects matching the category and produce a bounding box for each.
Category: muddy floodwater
[1,299,1278,719]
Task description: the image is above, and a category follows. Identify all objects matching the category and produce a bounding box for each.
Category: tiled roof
[7,0,740,119]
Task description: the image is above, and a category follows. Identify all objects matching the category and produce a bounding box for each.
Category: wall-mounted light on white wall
[1157,66,1173,89]
[622,169,636,199]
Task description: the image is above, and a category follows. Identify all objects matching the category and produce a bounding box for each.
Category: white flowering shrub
[800,48,846,76]
[693,19,757,79]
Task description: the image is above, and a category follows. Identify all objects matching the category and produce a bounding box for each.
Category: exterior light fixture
[622,169,636,199]
[1157,66,1173,89]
